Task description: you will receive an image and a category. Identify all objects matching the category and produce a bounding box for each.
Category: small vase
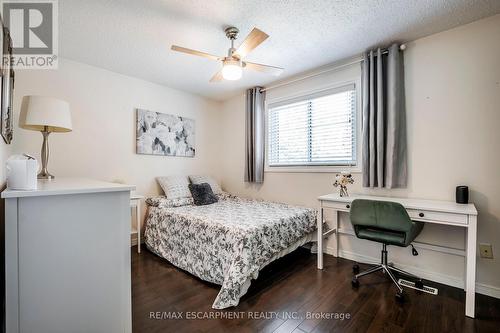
[339,186,349,197]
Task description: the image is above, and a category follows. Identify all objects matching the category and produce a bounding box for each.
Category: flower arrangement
[333,172,354,197]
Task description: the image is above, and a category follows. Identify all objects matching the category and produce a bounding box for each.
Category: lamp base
[38,128,55,180]
[38,171,55,180]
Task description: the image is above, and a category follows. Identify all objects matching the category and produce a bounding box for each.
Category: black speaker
[456,186,469,204]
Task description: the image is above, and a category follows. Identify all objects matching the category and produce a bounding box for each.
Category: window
[267,84,357,168]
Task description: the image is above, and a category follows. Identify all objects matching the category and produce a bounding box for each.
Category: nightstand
[130,193,144,253]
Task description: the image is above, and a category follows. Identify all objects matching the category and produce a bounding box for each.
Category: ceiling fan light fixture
[171,26,283,83]
[222,59,242,81]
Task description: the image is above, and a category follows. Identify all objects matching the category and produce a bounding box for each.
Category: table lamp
[20,96,72,179]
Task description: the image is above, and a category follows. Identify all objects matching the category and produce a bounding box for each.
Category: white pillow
[189,175,222,194]
[156,176,192,199]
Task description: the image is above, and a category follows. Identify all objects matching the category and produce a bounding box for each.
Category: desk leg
[334,210,339,257]
[317,207,323,269]
[465,215,477,318]
[137,200,141,254]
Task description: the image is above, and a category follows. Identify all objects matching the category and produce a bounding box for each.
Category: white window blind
[268,84,357,167]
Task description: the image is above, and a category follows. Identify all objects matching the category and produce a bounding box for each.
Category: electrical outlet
[479,243,494,259]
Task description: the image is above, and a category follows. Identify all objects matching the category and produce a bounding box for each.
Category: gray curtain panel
[245,87,266,183]
[362,44,407,188]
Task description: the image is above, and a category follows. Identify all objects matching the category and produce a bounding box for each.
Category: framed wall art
[136,108,195,157]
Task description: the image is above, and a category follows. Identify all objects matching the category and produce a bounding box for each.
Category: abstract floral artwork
[136,109,195,157]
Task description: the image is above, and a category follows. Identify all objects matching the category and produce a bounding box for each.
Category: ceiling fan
[171,27,284,82]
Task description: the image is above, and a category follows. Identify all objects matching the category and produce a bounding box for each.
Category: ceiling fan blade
[233,28,269,60]
[171,45,222,61]
[244,61,283,76]
[209,70,224,83]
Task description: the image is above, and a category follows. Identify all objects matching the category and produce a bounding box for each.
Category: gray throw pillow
[188,183,218,206]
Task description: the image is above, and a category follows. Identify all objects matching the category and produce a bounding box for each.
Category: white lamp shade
[222,59,242,81]
[20,96,72,132]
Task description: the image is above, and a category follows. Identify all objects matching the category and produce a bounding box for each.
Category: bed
[144,193,317,309]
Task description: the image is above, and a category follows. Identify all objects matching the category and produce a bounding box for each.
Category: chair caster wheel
[353,264,359,274]
[351,278,359,288]
[395,291,405,302]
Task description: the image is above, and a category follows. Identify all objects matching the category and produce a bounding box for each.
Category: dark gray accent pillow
[188,183,218,206]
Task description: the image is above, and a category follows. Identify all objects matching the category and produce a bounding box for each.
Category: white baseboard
[476,283,500,299]
[325,246,499,299]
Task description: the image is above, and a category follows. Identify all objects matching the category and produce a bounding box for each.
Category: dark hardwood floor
[132,246,500,333]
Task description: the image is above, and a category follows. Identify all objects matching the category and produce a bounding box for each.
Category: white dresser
[2,178,135,333]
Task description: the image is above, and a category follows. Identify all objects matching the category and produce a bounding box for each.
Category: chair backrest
[350,199,413,233]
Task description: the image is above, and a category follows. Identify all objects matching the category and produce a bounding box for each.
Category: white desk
[317,193,478,318]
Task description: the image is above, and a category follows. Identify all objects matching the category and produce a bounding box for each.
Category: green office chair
[349,199,424,301]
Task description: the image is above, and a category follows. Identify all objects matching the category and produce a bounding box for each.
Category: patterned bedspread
[144,196,317,309]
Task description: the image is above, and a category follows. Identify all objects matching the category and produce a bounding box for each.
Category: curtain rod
[260,44,406,93]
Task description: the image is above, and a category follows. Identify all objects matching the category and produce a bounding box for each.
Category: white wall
[12,58,222,232]
[218,14,500,296]
[8,14,500,297]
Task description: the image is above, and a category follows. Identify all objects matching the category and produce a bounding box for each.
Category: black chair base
[350,243,424,300]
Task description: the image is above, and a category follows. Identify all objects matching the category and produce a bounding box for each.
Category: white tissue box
[6,154,39,190]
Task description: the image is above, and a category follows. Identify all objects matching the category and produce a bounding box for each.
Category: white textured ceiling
[60,0,500,101]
